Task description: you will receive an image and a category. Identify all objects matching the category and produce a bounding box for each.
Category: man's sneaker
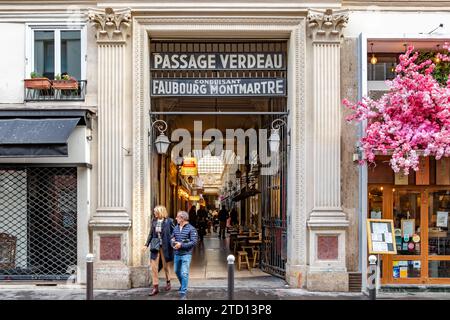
[179,294,187,300]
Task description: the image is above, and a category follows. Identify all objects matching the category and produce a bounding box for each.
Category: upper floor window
[26,25,86,101]
[33,29,82,80]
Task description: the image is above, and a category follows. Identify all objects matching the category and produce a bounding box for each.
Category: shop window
[393,190,421,255]
[367,55,397,81]
[368,187,383,219]
[393,260,421,279]
[428,191,450,256]
[429,261,450,278]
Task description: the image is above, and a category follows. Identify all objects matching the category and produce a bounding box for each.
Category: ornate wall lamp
[268,118,287,153]
[150,119,170,155]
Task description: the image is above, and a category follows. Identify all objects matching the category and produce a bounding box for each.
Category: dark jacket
[218,208,229,222]
[188,207,197,228]
[171,223,198,255]
[145,217,175,262]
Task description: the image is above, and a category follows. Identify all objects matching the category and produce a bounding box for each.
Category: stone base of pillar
[306,269,349,292]
[93,263,131,289]
[130,266,150,288]
[285,263,308,288]
[90,222,132,289]
[308,211,348,260]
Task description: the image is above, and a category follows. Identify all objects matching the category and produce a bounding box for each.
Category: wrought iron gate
[0,167,77,280]
[260,114,288,278]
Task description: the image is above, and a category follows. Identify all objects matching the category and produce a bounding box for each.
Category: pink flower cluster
[343,45,450,174]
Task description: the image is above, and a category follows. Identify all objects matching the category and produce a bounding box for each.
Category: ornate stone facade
[306,8,350,291]
[88,7,131,43]
[88,7,133,289]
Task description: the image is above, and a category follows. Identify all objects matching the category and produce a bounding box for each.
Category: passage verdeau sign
[151,53,286,70]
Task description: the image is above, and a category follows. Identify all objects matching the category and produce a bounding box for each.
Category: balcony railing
[25,80,87,102]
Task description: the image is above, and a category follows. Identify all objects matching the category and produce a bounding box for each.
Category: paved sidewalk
[1,277,449,300]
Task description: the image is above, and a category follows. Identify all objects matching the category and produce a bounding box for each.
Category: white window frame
[25,24,86,80]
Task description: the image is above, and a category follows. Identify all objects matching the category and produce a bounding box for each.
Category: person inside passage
[171,210,198,300]
[143,205,175,296]
[218,205,229,239]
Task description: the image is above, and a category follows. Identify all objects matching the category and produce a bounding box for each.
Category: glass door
[427,189,450,284]
[387,188,425,283]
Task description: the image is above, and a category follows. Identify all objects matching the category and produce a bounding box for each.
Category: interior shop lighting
[370,43,377,65]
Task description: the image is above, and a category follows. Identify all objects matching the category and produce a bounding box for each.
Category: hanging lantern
[435,44,441,64]
[370,42,377,65]
[181,157,198,176]
[154,132,170,155]
[150,119,170,155]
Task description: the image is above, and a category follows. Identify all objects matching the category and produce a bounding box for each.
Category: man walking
[171,210,198,300]
[218,206,229,239]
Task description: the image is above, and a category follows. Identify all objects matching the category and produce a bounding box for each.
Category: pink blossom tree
[343,45,450,175]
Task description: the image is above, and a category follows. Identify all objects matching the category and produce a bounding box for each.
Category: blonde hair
[154,205,168,219]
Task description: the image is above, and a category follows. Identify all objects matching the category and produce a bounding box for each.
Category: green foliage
[417,51,450,86]
[30,71,42,78]
[54,73,62,80]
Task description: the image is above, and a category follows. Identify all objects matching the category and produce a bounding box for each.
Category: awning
[232,187,261,202]
[0,118,79,157]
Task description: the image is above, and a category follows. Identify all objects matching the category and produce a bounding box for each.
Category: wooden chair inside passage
[252,247,260,268]
[237,251,250,271]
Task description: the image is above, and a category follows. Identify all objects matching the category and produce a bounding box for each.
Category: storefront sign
[189,195,200,201]
[415,157,430,185]
[151,78,286,97]
[436,157,450,185]
[151,53,286,70]
[394,172,408,185]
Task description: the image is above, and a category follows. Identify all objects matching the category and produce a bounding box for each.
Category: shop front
[0,110,92,282]
[368,156,450,284]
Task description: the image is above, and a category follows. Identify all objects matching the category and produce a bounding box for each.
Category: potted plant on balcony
[24,72,51,90]
[52,73,78,90]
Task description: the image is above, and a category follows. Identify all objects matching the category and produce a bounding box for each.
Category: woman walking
[144,205,175,296]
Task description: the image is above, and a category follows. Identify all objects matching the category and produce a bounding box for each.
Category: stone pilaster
[88,7,132,289]
[306,9,350,291]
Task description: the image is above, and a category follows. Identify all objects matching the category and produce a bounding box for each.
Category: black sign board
[151,78,286,97]
[151,52,286,70]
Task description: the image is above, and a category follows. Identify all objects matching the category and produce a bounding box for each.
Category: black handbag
[149,238,161,253]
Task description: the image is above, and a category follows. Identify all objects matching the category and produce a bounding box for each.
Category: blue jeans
[174,254,192,295]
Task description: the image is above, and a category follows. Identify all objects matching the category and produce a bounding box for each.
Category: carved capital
[307,9,348,43]
[88,7,131,43]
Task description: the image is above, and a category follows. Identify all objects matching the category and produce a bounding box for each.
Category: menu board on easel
[367,219,397,255]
